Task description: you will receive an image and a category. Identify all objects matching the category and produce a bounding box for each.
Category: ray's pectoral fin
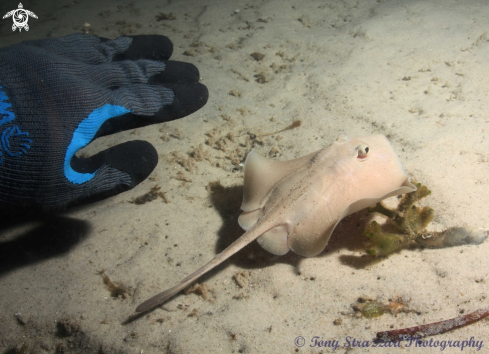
[289,224,336,258]
[241,150,316,212]
[257,225,289,255]
[343,181,417,217]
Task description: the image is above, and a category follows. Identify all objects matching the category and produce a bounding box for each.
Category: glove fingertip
[154,82,209,122]
[113,35,173,61]
[105,140,158,187]
[69,140,158,207]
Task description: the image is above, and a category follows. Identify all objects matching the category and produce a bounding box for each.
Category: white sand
[1,0,489,353]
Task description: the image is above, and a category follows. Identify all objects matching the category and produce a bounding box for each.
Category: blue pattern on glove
[0,86,32,164]
[1,126,32,157]
[64,104,130,184]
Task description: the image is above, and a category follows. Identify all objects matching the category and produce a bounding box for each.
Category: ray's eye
[356,144,369,159]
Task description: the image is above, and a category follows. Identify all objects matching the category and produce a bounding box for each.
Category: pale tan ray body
[136,134,416,312]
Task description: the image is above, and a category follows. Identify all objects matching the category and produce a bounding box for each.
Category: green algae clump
[364,182,433,257]
[364,182,487,257]
[361,301,385,318]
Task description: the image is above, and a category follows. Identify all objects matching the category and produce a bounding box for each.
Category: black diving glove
[0,34,208,211]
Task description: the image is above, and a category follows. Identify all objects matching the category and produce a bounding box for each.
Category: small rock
[333,318,343,325]
[250,52,265,61]
[14,312,26,325]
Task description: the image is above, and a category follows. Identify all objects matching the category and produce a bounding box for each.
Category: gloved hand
[0,34,208,211]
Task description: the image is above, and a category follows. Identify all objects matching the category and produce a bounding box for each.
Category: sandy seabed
[1,0,489,353]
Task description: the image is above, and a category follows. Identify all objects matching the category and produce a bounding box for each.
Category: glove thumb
[69,140,158,207]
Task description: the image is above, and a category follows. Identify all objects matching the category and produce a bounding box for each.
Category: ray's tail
[135,221,271,312]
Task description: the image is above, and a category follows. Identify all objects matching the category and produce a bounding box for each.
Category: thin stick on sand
[376,307,489,342]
